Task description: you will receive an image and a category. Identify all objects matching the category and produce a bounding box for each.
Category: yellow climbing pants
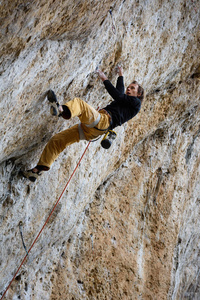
[37,98,111,169]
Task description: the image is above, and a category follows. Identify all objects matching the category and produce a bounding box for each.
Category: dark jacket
[103,76,141,129]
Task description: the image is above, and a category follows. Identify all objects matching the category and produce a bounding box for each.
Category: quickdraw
[19,221,29,257]
[109,9,116,34]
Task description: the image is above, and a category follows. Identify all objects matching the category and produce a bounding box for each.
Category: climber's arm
[97,69,123,100]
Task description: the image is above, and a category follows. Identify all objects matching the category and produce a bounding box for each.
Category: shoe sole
[47,90,57,103]
[50,103,58,116]
[19,171,37,182]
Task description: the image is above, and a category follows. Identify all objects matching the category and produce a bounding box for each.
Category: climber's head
[126,81,144,102]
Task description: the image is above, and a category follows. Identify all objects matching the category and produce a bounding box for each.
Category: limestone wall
[0,0,199,299]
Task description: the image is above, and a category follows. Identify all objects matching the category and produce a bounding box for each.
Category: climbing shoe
[101,130,117,149]
[47,90,61,116]
[21,169,43,182]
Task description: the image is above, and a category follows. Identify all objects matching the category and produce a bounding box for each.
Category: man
[22,66,144,182]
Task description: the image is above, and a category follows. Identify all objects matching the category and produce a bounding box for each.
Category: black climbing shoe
[47,90,61,116]
[21,169,43,182]
[47,89,58,103]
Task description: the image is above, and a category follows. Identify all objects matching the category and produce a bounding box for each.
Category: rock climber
[22,66,144,182]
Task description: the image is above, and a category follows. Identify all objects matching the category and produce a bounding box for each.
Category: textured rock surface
[0,0,199,299]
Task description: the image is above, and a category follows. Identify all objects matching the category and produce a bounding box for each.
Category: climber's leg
[21,125,80,181]
[80,109,111,141]
[37,124,80,169]
[65,97,100,126]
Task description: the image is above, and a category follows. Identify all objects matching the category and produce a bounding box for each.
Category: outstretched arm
[97,68,140,110]
[97,68,125,99]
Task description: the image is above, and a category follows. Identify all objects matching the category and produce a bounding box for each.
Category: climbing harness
[85,114,101,128]
[78,113,102,141]
[0,142,91,300]
[78,109,116,149]
[19,221,29,256]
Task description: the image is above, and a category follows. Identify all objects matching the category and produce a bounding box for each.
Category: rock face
[0,0,200,299]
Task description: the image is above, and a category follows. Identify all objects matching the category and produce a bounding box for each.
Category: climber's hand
[97,69,108,82]
[116,65,123,76]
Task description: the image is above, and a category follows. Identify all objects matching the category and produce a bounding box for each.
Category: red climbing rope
[0,141,91,300]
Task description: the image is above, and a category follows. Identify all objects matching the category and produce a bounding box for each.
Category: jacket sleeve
[116,76,125,94]
[103,79,123,100]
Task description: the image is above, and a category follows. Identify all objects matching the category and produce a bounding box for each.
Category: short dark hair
[132,81,144,102]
